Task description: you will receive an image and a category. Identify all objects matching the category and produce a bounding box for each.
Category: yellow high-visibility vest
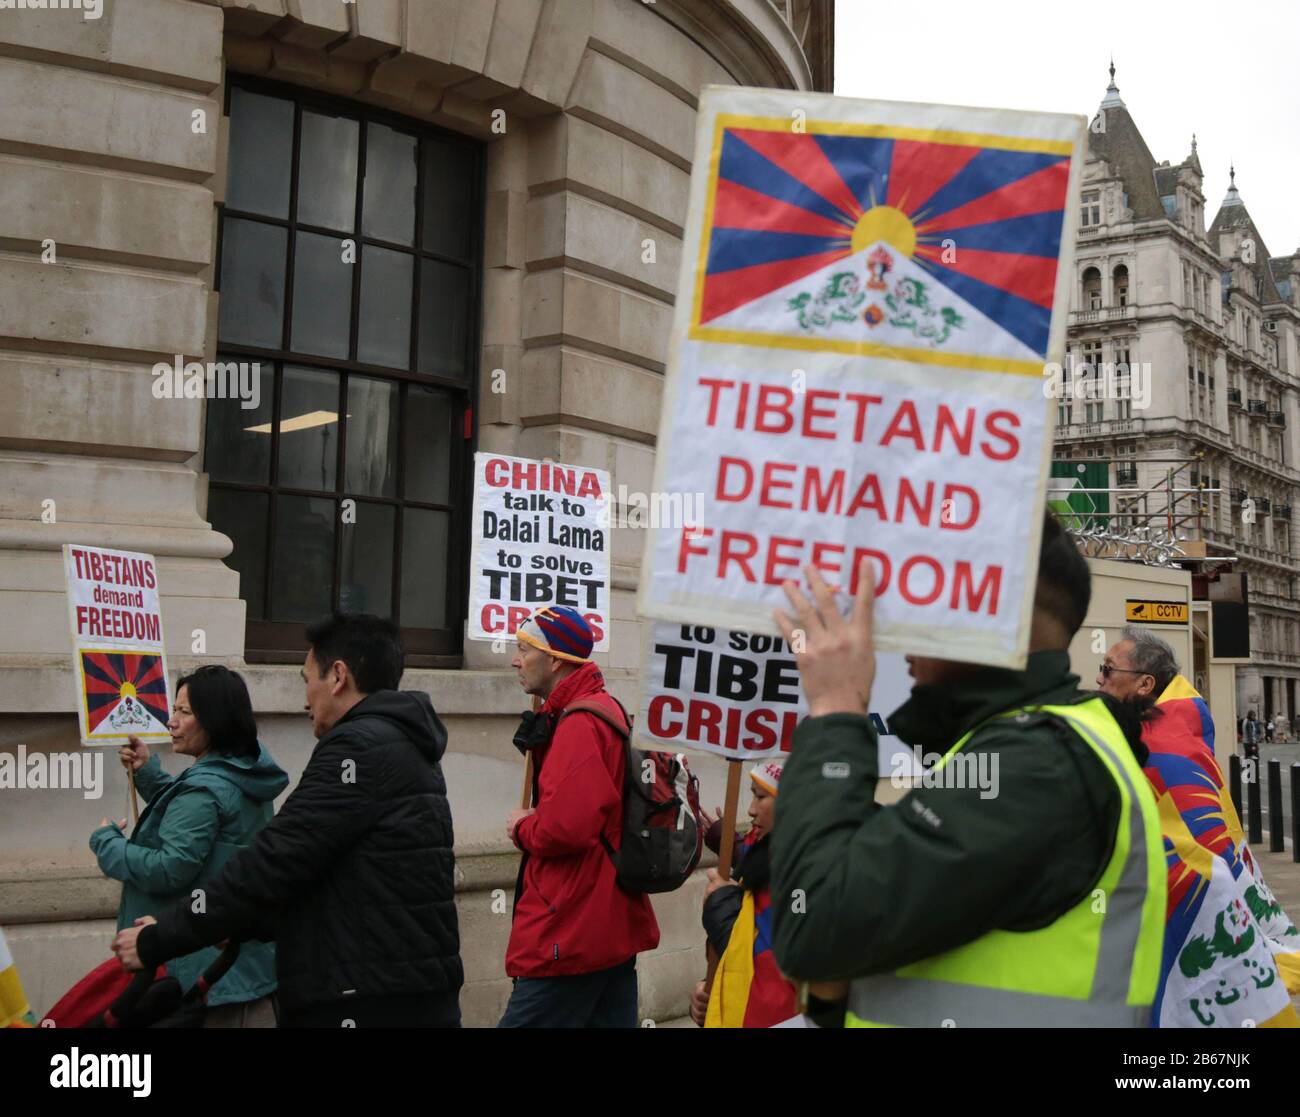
[847,698,1165,1028]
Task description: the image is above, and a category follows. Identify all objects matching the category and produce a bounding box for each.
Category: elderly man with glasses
[1097,626,1300,1027]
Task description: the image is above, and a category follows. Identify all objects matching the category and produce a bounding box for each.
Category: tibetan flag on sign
[1143,675,1300,1028]
[696,124,1068,371]
[641,90,1086,669]
[80,650,170,737]
[0,927,37,1028]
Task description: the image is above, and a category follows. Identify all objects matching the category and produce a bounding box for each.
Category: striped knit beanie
[517,606,594,664]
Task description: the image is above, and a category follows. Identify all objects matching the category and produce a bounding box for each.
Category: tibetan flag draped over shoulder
[1142,676,1300,1028]
[704,887,798,1029]
[0,927,37,1028]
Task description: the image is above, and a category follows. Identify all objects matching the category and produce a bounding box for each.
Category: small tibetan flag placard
[63,544,172,745]
[1125,599,1190,626]
[639,87,1087,669]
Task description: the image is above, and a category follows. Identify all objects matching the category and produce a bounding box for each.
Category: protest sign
[63,544,171,745]
[468,452,611,649]
[637,621,918,773]
[638,88,1086,668]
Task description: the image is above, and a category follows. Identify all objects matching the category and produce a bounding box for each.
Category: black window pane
[362,123,416,244]
[417,259,469,378]
[208,489,269,620]
[421,138,473,259]
[340,502,395,617]
[357,247,412,368]
[204,359,273,484]
[218,218,287,348]
[278,366,339,491]
[226,88,293,219]
[290,232,353,359]
[400,508,448,628]
[404,385,452,504]
[297,110,359,232]
[271,495,335,622]
[345,376,398,497]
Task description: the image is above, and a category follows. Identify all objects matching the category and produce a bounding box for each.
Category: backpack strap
[556,698,634,867]
[556,698,631,740]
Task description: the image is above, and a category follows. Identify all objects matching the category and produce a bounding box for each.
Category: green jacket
[771,650,1121,988]
[90,746,288,1007]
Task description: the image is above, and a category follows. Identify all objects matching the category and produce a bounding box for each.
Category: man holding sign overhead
[770,513,1166,1028]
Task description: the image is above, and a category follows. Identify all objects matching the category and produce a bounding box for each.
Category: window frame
[209,75,485,666]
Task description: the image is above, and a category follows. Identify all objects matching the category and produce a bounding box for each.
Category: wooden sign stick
[704,757,745,988]
[520,695,542,809]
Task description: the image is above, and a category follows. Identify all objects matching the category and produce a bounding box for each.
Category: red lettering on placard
[763,536,802,585]
[718,531,758,581]
[801,390,839,439]
[951,563,1001,615]
[880,400,924,450]
[686,699,723,746]
[760,462,797,510]
[845,393,883,440]
[716,457,752,503]
[754,385,794,434]
[678,526,714,573]
[648,694,685,737]
[699,378,734,426]
[934,405,975,455]
[898,555,945,606]
[981,411,1020,460]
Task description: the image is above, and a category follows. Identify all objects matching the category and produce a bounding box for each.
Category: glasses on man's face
[1099,663,1149,679]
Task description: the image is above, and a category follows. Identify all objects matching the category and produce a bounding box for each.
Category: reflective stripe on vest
[846,698,1164,1028]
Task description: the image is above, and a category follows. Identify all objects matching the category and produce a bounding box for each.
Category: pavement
[1248,737,1300,839]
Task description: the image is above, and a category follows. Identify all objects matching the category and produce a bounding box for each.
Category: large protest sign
[637,621,918,774]
[638,88,1086,668]
[468,452,611,649]
[63,545,172,745]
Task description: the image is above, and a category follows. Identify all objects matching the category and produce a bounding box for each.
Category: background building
[1053,65,1300,729]
[0,0,833,1024]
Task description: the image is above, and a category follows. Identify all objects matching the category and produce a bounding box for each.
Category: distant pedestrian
[1244,712,1261,758]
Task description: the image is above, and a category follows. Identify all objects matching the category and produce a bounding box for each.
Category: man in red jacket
[499,606,659,1028]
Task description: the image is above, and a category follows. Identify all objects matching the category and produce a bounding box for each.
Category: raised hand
[774,559,876,719]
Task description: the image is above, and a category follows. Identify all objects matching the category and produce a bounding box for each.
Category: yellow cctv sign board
[1125,599,1189,626]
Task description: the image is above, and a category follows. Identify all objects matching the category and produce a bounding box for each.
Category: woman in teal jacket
[90,665,288,1026]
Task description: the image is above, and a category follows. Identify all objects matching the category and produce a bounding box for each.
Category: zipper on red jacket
[553,944,559,961]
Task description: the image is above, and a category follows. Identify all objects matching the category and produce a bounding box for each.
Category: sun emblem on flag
[80,651,170,735]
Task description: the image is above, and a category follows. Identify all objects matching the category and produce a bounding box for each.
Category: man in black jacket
[111,613,463,1027]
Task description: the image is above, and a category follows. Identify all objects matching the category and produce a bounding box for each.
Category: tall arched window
[204,78,483,663]
[1082,266,1102,311]
[1112,264,1129,307]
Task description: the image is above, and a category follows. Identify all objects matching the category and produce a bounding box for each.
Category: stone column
[0,0,243,731]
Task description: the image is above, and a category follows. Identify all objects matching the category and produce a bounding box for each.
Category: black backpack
[556,698,704,894]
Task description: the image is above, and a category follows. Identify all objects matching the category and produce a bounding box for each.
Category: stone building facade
[1053,65,1300,727]
[0,0,833,1024]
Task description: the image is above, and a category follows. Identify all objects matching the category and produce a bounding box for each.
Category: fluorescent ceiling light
[245,410,348,435]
